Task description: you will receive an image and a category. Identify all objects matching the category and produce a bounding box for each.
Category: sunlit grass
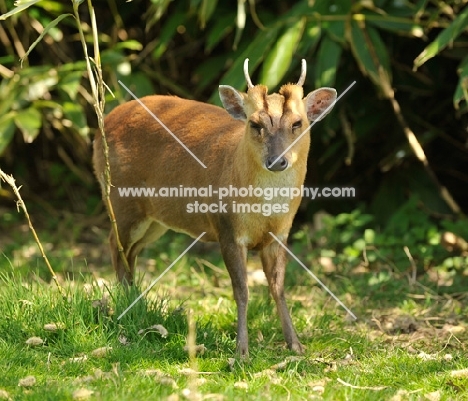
[1,229,468,400]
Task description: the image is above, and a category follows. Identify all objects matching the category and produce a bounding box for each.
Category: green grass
[1,231,468,400]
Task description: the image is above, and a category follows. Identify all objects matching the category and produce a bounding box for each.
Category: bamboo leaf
[0,0,42,20]
[454,56,468,110]
[153,11,186,59]
[14,108,42,143]
[315,35,342,88]
[114,40,144,51]
[260,18,306,88]
[62,102,88,136]
[326,21,346,44]
[0,112,16,155]
[367,15,424,38]
[194,56,227,91]
[60,71,83,100]
[296,23,321,61]
[20,14,74,65]
[349,19,392,86]
[199,0,218,28]
[414,7,468,70]
[209,26,280,104]
[322,0,350,44]
[146,0,173,29]
[206,13,235,52]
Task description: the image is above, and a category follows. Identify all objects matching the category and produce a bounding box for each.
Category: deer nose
[266,156,288,172]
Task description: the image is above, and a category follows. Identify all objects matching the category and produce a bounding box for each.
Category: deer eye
[292,121,302,130]
[250,121,262,131]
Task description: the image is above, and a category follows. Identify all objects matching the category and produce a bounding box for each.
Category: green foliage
[0,0,467,218]
[1,246,468,399]
[260,17,306,87]
[295,198,468,274]
[414,5,468,69]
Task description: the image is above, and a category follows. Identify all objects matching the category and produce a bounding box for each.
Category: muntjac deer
[93,59,337,357]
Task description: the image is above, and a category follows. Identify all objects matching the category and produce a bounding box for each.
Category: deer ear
[304,88,337,122]
[219,85,247,121]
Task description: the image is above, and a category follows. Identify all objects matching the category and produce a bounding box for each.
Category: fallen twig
[337,378,387,391]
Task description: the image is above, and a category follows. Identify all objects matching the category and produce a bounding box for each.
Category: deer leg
[110,228,135,285]
[110,219,167,285]
[220,240,249,359]
[260,239,304,353]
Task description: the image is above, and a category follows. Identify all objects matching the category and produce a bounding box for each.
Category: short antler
[244,58,254,89]
[296,59,307,86]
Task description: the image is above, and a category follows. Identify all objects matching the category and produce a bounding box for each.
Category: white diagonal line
[269,232,357,320]
[269,81,357,169]
[118,80,207,169]
[117,232,206,320]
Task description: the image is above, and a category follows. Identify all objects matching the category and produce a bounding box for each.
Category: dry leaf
[308,377,331,393]
[270,356,303,371]
[112,362,120,378]
[18,376,36,387]
[25,337,44,346]
[118,335,129,345]
[138,324,169,338]
[312,385,325,394]
[0,389,11,400]
[75,368,114,384]
[444,354,453,361]
[181,388,202,401]
[247,269,267,286]
[91,346,112,358]
[417,351,436,361]
[83,283,93,296]
[227,358,236,370]
[424,390,441,401]
[442,324,465,334]
[84,279,110,295]
[91,294,113,316]
[406,346,418,354]
[253,369,277,379]
[254,369,276,378]
[424,390,442,401]
[44,323,65,332]
[72,388,94,400]
[158,377,178,389]
[73,375,95,385]
[69,355,88,363]
[140,369,165,377]
[195,378,207,386]
[450,368,468,378]
[94,278,110,290]
[234,381,248,390]
[324,362,337,372]
[183,344,206,355]
[178,367,197,376]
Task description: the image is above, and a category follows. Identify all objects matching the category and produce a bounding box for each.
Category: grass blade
[0,0,42,20]
[20,14,74,66]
